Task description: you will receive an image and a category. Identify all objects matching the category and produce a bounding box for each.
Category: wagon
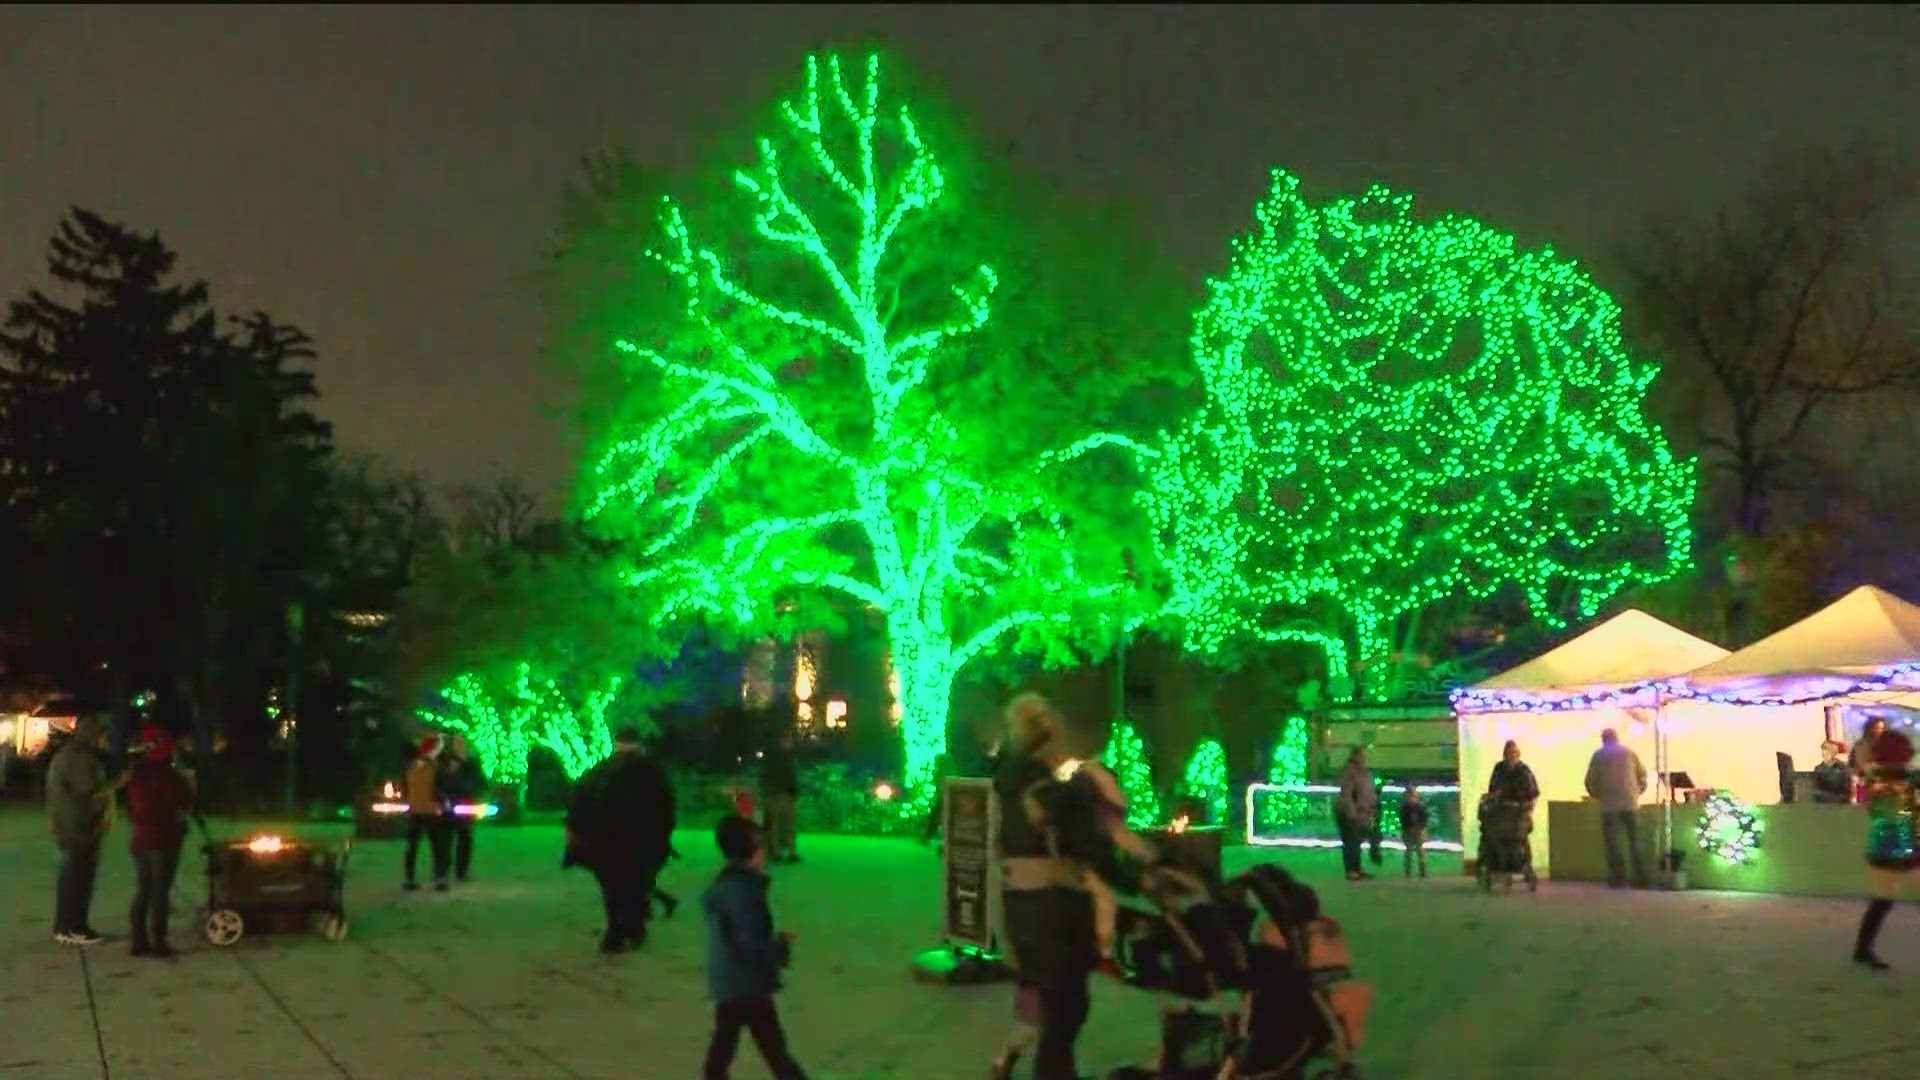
[200,832,352,946]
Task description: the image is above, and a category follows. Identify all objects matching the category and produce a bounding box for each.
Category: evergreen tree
[1182,737,1230,827]
[1101,717,1161,830]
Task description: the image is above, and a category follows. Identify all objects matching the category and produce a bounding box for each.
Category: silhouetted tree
[0,209,334,771]
[1622,143,1919,537]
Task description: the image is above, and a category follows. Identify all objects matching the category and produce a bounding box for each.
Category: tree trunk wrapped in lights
[1144,169,1697,698]
[576,53,1171,798]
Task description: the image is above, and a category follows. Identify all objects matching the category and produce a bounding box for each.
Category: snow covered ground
[0,808,1916,1079]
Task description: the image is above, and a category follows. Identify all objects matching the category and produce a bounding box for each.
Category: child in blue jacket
[702,813,808,1079]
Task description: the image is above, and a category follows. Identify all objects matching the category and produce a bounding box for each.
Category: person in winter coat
[992,693,1161,1080]
[1334,748,1377,882]
[1487,741,1540,804]
[1854,726,1919,970]
[566,726,676,954]
[701,813,807,1079]
[48,718,114,945]
[439,735,487,883]
[758,732,800,863]
[1398,786,1431,879]
[1584,728,1649,888]
[126,726,193,958]
[403,735,452,892]
[1813,740,1853,804]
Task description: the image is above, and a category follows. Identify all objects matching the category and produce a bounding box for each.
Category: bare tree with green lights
[570,53,1182,793]
[1146,169,1696,700]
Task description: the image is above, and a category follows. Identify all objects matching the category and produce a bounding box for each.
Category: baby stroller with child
[1475,795,1538,893]
[1103,862,1371,1080]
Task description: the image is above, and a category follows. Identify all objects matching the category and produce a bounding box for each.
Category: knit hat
[417,734,444,759]
[715,813,761,863]
[138,724,175,763]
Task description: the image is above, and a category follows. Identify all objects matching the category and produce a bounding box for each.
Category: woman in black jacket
[1487,740,1540,803]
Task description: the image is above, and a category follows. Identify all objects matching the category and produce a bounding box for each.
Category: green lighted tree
[571,53,1180,794]
[1102,717,1161,830]
[392,525,671,805]
[1257,715,1313,833]
[1182,737,1230,827]
[417,661,630,791]
[1146,170,1696,698]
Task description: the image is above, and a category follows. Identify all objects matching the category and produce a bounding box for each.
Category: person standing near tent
[1334,748,1377,882]
[1852,717,1888,804]
[1488,741,1540,804]
[1584,729,1649,889]
[1854,724,1918,970]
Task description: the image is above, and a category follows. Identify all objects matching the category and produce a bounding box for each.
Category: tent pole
[1656,688,1672,883]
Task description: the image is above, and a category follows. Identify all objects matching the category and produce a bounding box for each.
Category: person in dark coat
[758,731,800,864]
[402,735,452,892]
[1813,740,1853,804]
[566,726,676,954]
[439,735,488,883]
[701,813,807,1079]
[1488,740,1540,804]
[125,725,193,958]
[992,693,1159,1080]
[47,718,114,945]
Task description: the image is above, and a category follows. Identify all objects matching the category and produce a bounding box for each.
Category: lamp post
[284,600,305,811]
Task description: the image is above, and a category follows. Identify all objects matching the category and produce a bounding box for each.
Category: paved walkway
[3,810,1920,1078]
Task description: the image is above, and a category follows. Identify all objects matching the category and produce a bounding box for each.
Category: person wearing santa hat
[1855,724,1920,969]
[403,735,453,892]
[126,725,194,957]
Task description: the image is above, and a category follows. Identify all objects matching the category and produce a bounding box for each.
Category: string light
[1453,661,1920,714]
[1182,738,1230,827]
[1697,790,1763,864]
[1244,782,1462,850]
[583,51,1143,796]
[1102,718,1162,829]
[1143,169,1695,692]
[417,661,628,786]
[1258,716,1314,832]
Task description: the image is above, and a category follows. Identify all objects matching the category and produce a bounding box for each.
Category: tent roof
[1681,585,1920,687]
[1472,609,1729,693]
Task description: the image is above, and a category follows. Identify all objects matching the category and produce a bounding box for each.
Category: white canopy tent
[1676,585,1920,700]
[1666,585,1920,801]
[1456,609,1729,870]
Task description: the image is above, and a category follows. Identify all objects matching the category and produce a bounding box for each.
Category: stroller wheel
[205,909,245,947]
[321,912,349,941]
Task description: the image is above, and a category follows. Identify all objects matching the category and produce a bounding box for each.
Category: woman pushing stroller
[990,693,1165,1080]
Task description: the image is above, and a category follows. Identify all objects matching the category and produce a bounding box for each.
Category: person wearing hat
[1856,725,1920,970]
[47,717,114,945]
[403,735,453,892]
[126,725,194,957]
[565,725,675,954]
[1813,740,1853,804]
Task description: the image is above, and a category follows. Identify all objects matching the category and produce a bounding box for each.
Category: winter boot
[1856,898,1893,970]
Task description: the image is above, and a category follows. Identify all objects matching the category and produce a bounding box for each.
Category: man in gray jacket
[1584,728,1649,889]
[47,719,113,944]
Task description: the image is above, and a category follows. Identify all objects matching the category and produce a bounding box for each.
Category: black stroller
[1475,795,1538,893]
[1105,863,1370,1080]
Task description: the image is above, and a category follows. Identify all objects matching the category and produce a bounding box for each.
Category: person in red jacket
[126,725,193,958]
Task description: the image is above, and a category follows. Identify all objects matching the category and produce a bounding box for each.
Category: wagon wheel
[204,909,245,947]
[320,912,349,941]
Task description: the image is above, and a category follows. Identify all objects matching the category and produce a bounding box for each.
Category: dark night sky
[2,5,1915,500]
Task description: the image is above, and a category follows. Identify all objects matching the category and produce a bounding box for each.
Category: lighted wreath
[1696,791,1764,864]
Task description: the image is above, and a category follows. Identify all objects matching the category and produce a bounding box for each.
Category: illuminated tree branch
[585,52,1143,791]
